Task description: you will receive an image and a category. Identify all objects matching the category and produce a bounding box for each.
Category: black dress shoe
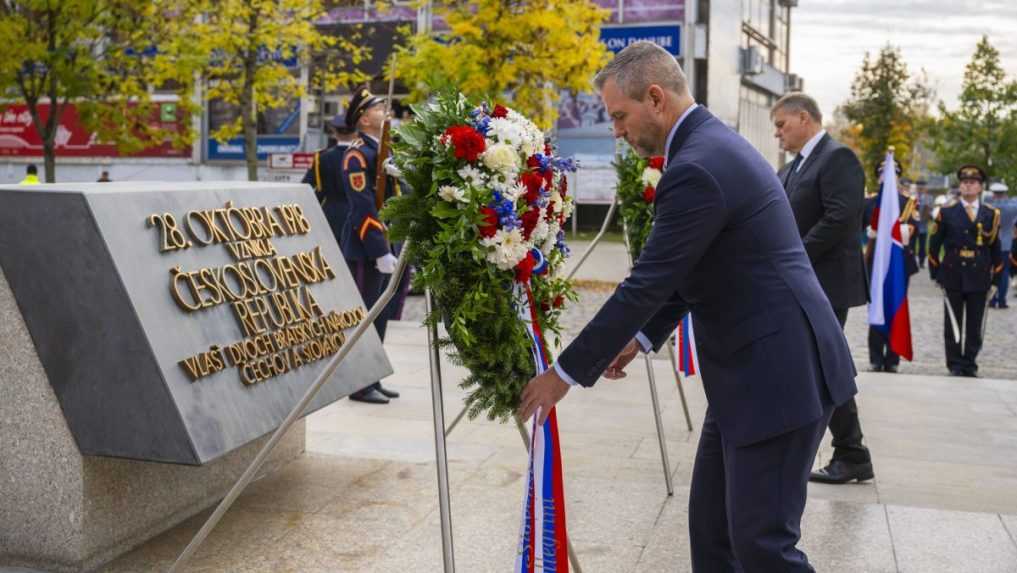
[963,370,979,378]
[949,368,965,377]
[376,383,400,399]
[884,365,899,373]
[809,460,875,484]
[349,388,390,404]
[869,364,884,372]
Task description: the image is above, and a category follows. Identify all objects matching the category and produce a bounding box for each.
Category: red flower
[515,251,537,283]
[520,207,541,240]
[559,176,568,197]
[545,204,556,222]
[443,125,486,162]
[544,143,552,156]
[478,206,499,238]
[520,171,543,203]
[553,294,565,308]
[527,155,541,170]
[492,104,509,118]
[648,156,665,170]
[541,294,566,313]
[642,185,656,203]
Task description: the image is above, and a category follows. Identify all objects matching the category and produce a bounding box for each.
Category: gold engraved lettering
[170,267,202,311]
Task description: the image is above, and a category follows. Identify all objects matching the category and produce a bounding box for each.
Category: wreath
[383,91,577,421]
[615,149,664,259]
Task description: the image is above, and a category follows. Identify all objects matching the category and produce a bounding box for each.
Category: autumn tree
[929,36,1017,190]
[839,45,933,190]
[0,0,201,182]
[190,0,369,181]
[395,0,612,130]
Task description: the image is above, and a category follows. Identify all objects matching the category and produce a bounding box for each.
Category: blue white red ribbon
[515,282,569,573]
[674,314,699,378]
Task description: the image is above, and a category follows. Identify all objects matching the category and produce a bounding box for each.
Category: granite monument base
[0,266,306,573]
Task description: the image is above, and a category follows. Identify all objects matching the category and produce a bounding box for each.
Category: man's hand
[376,252,398,274]
[603,339,640,380]
[518,368,570,426]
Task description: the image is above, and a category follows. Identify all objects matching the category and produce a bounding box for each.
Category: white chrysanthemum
[549,190,564,214]
[481,228,529,270]
[487,118,527,151]
[502,181,527,202]
[505,110,546,157]
[458,165,486,187]
[641,167,662,189]
[541,220,562,255]
[531,213,551,244]
[438,185,466,203]
[561,195,575,219]
[482,143,521,176]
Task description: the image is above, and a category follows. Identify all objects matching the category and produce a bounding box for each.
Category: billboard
[0,103,188,158]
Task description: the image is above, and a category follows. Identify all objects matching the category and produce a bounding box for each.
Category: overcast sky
[790,0,1017,119]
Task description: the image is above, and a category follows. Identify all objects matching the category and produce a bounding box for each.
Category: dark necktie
[783,154,803,190]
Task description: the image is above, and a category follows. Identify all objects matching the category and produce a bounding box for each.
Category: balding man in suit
[773,93,874,486]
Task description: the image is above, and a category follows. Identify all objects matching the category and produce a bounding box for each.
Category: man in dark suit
[302,115,356,247]
[519,42,857,572]
[771,93,874,486]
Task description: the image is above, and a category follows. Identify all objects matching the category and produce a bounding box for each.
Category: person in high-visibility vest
[19,164,40,185]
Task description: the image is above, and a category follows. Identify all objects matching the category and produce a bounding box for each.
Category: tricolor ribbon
[674,314,699,378]
[515,282,569,573]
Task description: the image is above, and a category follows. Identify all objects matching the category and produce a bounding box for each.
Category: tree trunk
[244,85,258,182]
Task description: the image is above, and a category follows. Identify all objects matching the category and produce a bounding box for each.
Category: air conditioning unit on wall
[786,73,804,92]
[741,46,764,76]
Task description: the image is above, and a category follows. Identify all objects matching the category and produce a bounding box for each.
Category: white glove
[867,227,877,239]
[900,224,912,245]
[383,158,402,178]
[375,252,398,274]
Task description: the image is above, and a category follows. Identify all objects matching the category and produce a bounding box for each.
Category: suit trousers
[828,308,871,464]
[992,258,1011,306]
[944,289,988,373]
[916,232,928,267]
[689,405,833,572]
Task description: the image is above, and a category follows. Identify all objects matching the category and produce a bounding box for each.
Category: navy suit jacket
[557,107,857,446]
[302,143,350,245]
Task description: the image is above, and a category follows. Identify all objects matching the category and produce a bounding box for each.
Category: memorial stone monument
[0,182,392,572]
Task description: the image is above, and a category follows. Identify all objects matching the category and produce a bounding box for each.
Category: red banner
[0,102,189,158]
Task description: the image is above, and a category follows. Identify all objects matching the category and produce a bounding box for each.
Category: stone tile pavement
[87,315,1017,572]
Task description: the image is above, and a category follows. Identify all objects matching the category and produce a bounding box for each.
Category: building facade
[0,0,801,185]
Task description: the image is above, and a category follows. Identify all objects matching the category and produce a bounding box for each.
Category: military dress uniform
[301,117,351,246]
[340,88,409,403]
[928,165,1004,377]
[864,191,920,372]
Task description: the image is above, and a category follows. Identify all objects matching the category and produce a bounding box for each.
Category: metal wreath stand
[171,197,697,573]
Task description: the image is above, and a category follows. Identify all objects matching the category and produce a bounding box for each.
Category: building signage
[208,135,301,161]
[600,24,682,56]
[0,103,187,158]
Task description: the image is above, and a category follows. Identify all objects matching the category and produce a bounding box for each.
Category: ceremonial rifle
[941,286,962,346]
[981,285,998,340]
[374,56,397,212]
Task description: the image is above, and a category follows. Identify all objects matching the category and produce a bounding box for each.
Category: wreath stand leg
[513,416,585,573]
[425,289,457,573]
[169,244,415,573]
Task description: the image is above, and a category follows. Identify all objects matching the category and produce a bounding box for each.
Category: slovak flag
[674,314,699,377]
[867,151,913,360]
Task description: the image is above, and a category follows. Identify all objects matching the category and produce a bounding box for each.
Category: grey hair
[771,93,823,124]
[593,41,688,100]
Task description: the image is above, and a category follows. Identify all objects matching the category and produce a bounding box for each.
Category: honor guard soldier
[302,114,356,247]
[864,160,919,372]
[928,164,1004,377]
[341,87,405,404]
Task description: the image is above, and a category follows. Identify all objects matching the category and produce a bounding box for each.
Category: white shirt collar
[796,130,826,171]
[664,103,699,166]
[962,197,979,211]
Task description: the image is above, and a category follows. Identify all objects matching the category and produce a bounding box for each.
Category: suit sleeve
[802,147,865,261]
[641,291,690,351]
[343,148,389,259]
[556,162,725,387]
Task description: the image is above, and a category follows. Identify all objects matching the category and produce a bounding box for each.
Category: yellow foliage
[396,0,612,130]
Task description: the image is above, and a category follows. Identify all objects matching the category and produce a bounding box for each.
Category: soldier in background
[340,87,404,405]
[928,165,1003,377]
[863,160,919,372]
[302,114,356,248]
[989,182,1015,308]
